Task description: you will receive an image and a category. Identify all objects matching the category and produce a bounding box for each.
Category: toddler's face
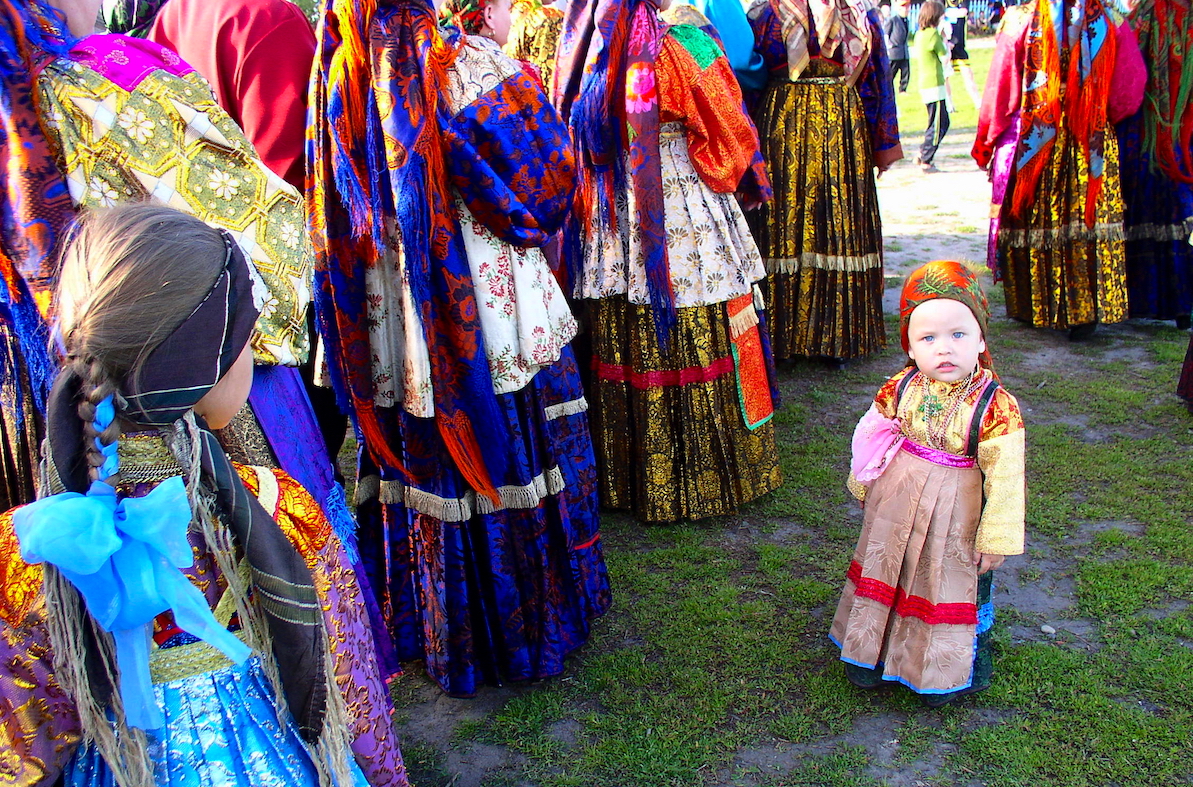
[906,299,985,383]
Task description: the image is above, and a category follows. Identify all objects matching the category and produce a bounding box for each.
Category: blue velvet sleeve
[442,71,578,247]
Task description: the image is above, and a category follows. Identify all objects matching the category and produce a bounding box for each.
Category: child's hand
[973,552,1005,575]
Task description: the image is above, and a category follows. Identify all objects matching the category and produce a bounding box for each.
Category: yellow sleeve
[975,389,1026,554]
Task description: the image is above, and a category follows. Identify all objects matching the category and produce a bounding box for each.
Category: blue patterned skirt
[65,657,369,787]
[1117,113,1193,321]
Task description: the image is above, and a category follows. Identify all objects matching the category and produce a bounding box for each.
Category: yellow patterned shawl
[35,46,312,366]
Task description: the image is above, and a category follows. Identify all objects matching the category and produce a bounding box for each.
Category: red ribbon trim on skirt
[593,354,734,388]
[846,560,978,626]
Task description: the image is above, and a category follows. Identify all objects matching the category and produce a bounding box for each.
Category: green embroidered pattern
[669,24,721,71]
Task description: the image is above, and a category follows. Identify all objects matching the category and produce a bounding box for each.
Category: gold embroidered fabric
[37,54,312,366]
[1000,126,1128,329]
[116,432,183,486]
[589,297,782,522]
[976,430,1026,554]
[749,59,885,359]
[867,368,1026,554]
[504,3,563,93]
[0,600,81,787]
[0,511,42,628]
[214,403,279,467]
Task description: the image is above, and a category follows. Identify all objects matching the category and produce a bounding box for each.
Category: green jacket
[913,27,948,92]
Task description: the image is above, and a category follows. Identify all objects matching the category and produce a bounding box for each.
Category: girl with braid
[1,205,408,786]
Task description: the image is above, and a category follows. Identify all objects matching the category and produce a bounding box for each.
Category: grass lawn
[896,35,995,143]
[388,283,1193,786]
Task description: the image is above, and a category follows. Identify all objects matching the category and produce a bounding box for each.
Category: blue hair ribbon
[14,475,251,730]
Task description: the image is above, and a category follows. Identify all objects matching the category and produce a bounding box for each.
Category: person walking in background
[885,0,910,93]
[942,0,981,107]
[913,0,950,174]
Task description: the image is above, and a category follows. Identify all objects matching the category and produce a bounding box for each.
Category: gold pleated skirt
[749,62,886,359]
[0,326,42,512]
[588,297,782,523]
[999,126,1128,329]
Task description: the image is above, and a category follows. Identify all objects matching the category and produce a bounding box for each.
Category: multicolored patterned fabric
[1010,0,1118,225]
[0,1,76,509]
[0,458,409,786]
[562,0,677,345]
[440,0,485,34]
[1128,0,1193,184]
[311,0,576,502]
[768,0,873,86]
[505,0,563,91]
[38,35,312,367]
[899,260,993,370]
[832,367,1024,694]
[311,1,608,694]
[354,347,611,695]
[574,27,769,309]
[1116,0,1193,320]
[41,222,331,750]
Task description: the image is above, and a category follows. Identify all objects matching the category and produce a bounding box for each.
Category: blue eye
[922,335,934,343]
[953,331,965,339]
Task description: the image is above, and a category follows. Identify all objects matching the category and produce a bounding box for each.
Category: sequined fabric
[749,60,886,359]
[999,127,1129,329]
[590,296,783,522]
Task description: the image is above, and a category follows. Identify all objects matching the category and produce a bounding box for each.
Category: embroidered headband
[122,229,261,426]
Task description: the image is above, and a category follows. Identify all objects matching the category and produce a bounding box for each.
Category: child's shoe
[923,682,987,708]
[844,663,885,689]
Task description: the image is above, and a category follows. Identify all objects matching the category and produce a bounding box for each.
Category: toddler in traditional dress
[830,260,1026,706]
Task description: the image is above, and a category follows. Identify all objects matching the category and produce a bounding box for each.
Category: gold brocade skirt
[749,62,886,359]
[0,326,42,512]
[999,126,1128,329]
[588,297,782,523]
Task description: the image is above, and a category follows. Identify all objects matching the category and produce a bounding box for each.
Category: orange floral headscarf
[900,260,994,371]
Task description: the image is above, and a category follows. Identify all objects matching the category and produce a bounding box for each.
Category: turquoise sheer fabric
[14,476,250,729]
